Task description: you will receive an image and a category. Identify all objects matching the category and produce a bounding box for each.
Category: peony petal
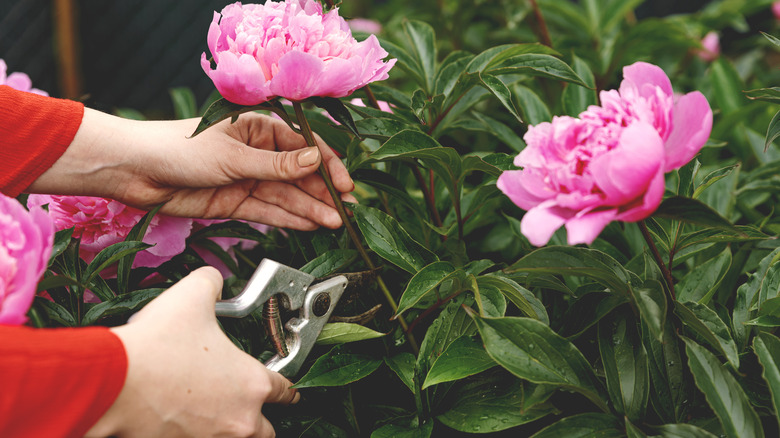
[616,168,665,222]
[620,62,673,100]
[590,121,664,206]
[202,51,272,105]
[498,169,556,211]
[520,202,572,247]
[566,208,617,245]
[663,91,712,171]
[269,50,326,100]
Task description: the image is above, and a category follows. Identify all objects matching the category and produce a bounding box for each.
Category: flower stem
[292,101,419,353]
[529,0,553,48]
[638,220,676,301]
[364,85,381,110]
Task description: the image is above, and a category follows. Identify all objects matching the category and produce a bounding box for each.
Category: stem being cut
[639,220,676,301]
[292,101,419,354]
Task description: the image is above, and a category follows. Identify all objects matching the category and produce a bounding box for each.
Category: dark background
[0,0,712,117]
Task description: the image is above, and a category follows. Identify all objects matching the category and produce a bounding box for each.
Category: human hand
[29,109,356,230]
[86,267,299,438]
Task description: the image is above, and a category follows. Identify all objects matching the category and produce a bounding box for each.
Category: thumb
[130,266,224,324]
[233,146,321,182]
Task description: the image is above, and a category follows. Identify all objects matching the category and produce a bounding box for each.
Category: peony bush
[16,1,780,436]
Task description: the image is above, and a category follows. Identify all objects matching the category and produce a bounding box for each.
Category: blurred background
[0,0,767,118]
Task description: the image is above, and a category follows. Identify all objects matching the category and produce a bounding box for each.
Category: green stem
[529,0,553,48]
[639,220,676,301]
[292,102,419,354]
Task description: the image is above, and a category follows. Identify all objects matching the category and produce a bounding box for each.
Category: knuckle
[272,152,297,180]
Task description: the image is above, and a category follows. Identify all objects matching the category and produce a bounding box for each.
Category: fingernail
[297,147,319,167]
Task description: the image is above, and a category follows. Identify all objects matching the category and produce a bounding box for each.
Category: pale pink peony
[0,59,48,96]
[498,62,712,246]
[27,195,192,268]
[697,31,720,62]
[201,0,396,105]
[0,194,54,325]
[774,1,780,20]
[348,18,382,35]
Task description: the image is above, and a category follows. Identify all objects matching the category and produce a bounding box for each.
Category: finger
[262,370,299,405]
[134,266,224,323]
[247,181,343,228]
[224,146,323,184]
[323,152,354,194]
[231,196,323,230]
[254,415,276,438]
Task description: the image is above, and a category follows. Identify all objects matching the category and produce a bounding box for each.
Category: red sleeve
[0,325,128,438]
[0,85,85,197]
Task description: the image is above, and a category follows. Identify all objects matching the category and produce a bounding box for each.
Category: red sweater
[0,85,128,437]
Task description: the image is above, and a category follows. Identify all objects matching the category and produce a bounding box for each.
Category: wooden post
[53,0,82,99]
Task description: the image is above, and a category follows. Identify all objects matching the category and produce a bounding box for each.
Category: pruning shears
[215,259,348,378]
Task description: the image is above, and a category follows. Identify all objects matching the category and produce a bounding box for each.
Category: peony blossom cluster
[0,194,53,325]
[201,0,395,105]
[498,62,712,246]
[0,59,47,96]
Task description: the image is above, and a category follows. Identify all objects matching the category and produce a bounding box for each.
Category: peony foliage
[15,0,780,436]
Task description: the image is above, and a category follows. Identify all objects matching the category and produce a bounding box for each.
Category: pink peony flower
[27,195,192,268]
[0,59,48,96]
[697,31,720,62]
[774,1,780,20]
[498,62,712,246]
[201,0,396,105]
[348,18,382,34]
[350,97,392,113]
[0,194,54,325]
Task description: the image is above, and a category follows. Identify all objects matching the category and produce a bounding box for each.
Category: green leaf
[560,292,629,339]
[598,309,649,421]
[677,158,700,198]
[371,420,433,438]
[401,20,437,92]
[118,205,162,295]
[530,413,624,438]
[417,295,476,372]
[675,301,739,369]
[734,248,780,351]
[653,424,718,437]
[32,296,76,327]
[653,196,740,233]
[644,318,687,423]
[169,87,197,119]
[384,352,416,392]
[470,314,607,411]
[486,54,587,87]
[765,109,780,152]
[293,344,382,388]
[49,228,73,266]
[299,249,358,277]
[505,246,633,296]
[709,57,744,115]
[354,117,413,140]
[81,288,164,325]
[350,169,425,218]
[754,333,780,428]
[349,203,438,274]
[744,87,780,103]
[315,323,385,345]
[693,164,740,199]
[379,38,426,88]
[762,31,780,48]
[600,0,643,32]
[479,74,522,123]
[682,338,764,438]
[36,274,81,293]
[676,248,732,304]
[435,50,474,96]
[477,274,548,324]
[437,371,555,433]
[561,54,597,116]
[633,280,667,341]
[513,84,551,125]
[469,111,526,152]
[422,336,495,388]
[396,261,465,315]
[190,98,281,137]
[83,241,151,298]
[309,96,360,138]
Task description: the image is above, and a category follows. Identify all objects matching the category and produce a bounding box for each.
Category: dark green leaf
[513,84,550,125]
[435,50,474,95]
[676,301,739,369]
[765,109,780,152]
[734,248,780,350]
[309,96,360,137]
[633,280,667,341]
[754,333,780,428]
[530,413,623,438]
[560,292,629,339]
[118,205,162,294]
[561,54,597,116]
[169,87,197,119]
[401,20,437,92]
[437,371,555,433]
[384,352,416,392]
[676,248,731,304]
[396,262,464,315]
[350,169,425,217]
[506,246,633,296]
[762,31,780,48]
[469,111,526,152]
[682,338,764,438]
[644,318,687,423]
[32,296,76,327]
[423,336,496,388]
[479,74,522,123]
[744,87,780,103]
[471,314,607,411]
[49,228,73,266]
[370,420,433,438]
[709,57,744,115]
[36,273,80,293]
[417,295,476,372]
[598,309,648,421]
[293,344,382,388]
[486,54,588,87]
[315,322,385,345]
[653,196,740,233]
[379,38,426,88]
[81,288,164,325]
[190,98,281,137]
[693,164,740,199]
[354,117,412,140]
[83,241,151,293]
[299,249,358,277]
[349,203,438,274]
[677,158,700,198]
[600,0,644,32]
[653,424,718,437]
[478,274,548,324]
